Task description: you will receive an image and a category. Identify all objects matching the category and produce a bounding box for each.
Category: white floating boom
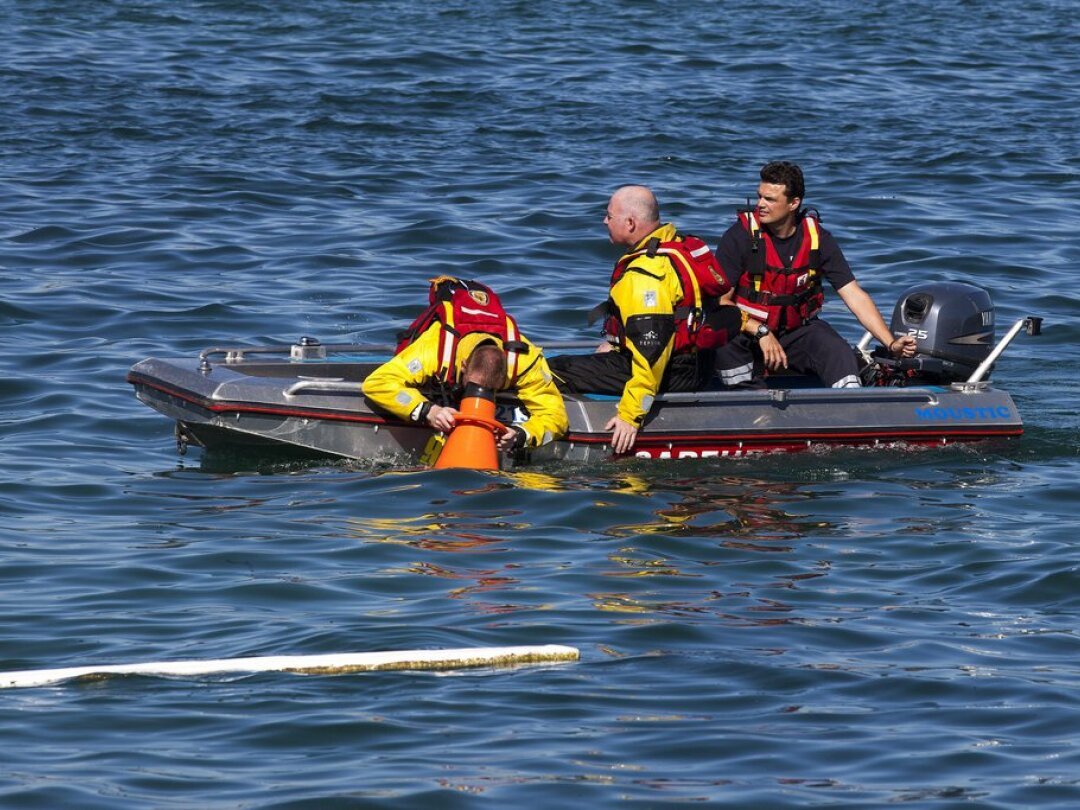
[0,645,580,689]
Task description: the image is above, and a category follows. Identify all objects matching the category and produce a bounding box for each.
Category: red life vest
[395,277,528,386]
[601,233,732,352]
[735,211,824,332]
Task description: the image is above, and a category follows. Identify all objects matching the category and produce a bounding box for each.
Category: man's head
[756,161,804,232]
[462,341,507,390]
[604,185,661,247]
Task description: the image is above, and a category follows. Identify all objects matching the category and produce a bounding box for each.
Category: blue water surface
[1,1,1078,807]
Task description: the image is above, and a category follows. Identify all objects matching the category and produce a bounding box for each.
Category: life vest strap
[738,279,821,306]
[586,300,611,327]
[605,231,728,354]
[397,276,528,387]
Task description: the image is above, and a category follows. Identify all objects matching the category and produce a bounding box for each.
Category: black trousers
[714,318,861,388]
[548,348,714,396]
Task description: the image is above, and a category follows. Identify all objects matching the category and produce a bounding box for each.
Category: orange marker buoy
[433,383,502,470]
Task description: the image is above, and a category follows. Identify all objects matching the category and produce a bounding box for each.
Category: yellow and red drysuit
[604,223,692,427]
[362,326,568,449]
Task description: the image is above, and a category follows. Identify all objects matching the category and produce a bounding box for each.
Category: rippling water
[2,1,1078,807]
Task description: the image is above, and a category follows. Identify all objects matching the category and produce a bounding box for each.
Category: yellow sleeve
[363,329,568,444]
[609,263,678,425]
[513,348,569,446]
[361,327,441,422]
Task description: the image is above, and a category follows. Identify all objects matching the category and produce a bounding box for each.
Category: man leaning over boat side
[548,185,741,454]
[713,161,917,389]
[361,287,568,454]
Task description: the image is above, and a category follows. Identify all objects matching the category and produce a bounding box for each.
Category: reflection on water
[346,513,527,552]
[404,562,519,596]
[589,593,711,621]
[602,555,697,578]
[602,474,836,545]
[344,508,536,614]
[329,469,853,629]
[404,562,526,615]
[583,474,851,628]
[136,463,866,634]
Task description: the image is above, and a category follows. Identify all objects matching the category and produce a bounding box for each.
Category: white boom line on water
[0,645,580,689]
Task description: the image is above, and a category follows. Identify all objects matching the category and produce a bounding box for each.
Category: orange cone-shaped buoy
[433,383,502,470]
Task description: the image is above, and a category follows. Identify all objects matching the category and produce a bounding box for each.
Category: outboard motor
[874,282,995,384]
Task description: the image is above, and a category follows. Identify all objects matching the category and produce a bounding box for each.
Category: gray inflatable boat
[127,283,1040,465]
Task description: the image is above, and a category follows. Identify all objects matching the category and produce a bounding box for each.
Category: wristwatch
[753,324,771,341]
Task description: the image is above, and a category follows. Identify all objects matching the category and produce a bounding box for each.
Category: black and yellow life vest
[599,232,733,352]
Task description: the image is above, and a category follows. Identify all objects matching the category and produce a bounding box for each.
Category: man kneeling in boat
[362,277,568,454]
[714,161,917,389]
[548,185,741,454]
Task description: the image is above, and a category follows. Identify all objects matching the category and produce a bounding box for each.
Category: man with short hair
[363,282,567,453]
[714,161,916,389]
[549,185,738,454]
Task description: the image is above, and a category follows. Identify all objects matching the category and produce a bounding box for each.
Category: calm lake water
[1,1,1078,807]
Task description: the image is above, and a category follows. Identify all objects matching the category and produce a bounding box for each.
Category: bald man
[549,186,738,454]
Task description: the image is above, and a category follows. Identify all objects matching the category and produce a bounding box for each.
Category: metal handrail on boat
[199,337,602,370]
[284,379,366,397]
[199,340,374,365]
[966,317,1042,384]
[656,386,941,406]
[856,330,875,366]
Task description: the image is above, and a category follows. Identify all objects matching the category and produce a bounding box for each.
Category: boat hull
[128,354,1023,465]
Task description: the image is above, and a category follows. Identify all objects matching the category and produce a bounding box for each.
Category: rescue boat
[127,283,1040,465]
